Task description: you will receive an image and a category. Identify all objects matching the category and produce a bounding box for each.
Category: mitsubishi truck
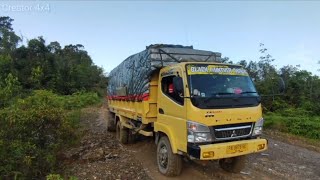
[107,44,283,176]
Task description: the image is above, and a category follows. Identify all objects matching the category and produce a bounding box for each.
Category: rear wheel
[107,113,116,132]
[157,136,182,176]
[116,121,128,144]
[219,155,246,173]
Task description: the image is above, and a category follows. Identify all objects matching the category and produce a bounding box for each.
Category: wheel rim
[158,143,168,169]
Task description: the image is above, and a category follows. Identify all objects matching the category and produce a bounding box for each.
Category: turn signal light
[202,151,214,158]
[257,143,266,150]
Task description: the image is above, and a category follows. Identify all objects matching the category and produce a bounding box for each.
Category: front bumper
[187,138,267,160]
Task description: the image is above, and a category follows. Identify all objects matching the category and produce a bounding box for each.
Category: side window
[161,75,184,105]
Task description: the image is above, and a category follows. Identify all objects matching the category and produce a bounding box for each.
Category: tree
[0,73,21,107]
[0,16,108,95]
[220,57,233,64]
[0,16,21,54]
[0,55,13,79]
[48,41,61,54]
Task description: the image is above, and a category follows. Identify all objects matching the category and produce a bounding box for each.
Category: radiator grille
[213,123,253,140]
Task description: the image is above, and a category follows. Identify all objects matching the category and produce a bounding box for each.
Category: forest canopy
[0,16,108,98]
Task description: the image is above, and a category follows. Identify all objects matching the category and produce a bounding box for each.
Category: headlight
[187,121,212,143]
[252,117,264,136]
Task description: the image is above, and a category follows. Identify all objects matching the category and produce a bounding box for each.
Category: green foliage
[0,90,100,179]
[18,90,101,110]
[0,54,12,77]
[265,113,320,140]
[46,174,78,180]
[0,16,21,54]
[30,66,44,89]
[0,16,105,178]
[0,73,22,107]
[0,16,105,179]
[47,174,64,180]
[0,17,108,95]
[61,91,101,110]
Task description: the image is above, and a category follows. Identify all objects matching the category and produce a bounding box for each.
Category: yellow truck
[107,44,273,176]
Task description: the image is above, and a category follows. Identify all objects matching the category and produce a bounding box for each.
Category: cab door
[156,67,187,152]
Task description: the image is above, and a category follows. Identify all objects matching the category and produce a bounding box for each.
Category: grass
[264,112,320,140]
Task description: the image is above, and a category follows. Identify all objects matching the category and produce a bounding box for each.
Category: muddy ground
[62,106,320,180]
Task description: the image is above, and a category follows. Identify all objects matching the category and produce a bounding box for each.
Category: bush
[264,112,320,140]
[0,73,22,108]
[284,116,320,139]
[61,91,101,110]
[0,90,100,179]
[279,107,312,117]
[264,113,287,130]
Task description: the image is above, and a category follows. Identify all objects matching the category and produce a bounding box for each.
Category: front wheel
[219,155,246,173]
[128,129,138,144]
[157,136,182,176]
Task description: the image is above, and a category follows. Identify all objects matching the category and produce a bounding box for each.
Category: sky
[1,1,320,75]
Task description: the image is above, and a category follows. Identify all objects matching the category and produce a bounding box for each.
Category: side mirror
[173,76,183,94]
[261,77,285,97]
[279,77,285,93]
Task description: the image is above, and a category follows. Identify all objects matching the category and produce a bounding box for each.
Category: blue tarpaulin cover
[107,44,221,100]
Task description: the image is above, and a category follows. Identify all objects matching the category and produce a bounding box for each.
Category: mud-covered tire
[116,121,128,144]
[107,114,116,132]
[128,129,137,144]
[219,155,246,173]
[157,136,182,176]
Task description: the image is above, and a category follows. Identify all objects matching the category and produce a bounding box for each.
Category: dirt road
[63,107,320,180]
[127,135,320,180]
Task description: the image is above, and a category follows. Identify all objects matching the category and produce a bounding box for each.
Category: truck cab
[154,62,267,175]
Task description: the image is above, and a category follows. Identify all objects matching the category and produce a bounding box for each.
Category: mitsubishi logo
[231,130,237,137]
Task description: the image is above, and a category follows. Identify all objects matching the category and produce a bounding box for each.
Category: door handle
[159,108,164,114]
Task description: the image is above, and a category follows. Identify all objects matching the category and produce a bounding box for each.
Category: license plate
[226,143,248,154]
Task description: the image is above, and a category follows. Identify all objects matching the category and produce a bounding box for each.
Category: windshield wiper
[240,91,258,94]
[211,92,234,95]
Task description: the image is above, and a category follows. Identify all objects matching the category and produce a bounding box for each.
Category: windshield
[186,64,260,109]
[189,74,258,97]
